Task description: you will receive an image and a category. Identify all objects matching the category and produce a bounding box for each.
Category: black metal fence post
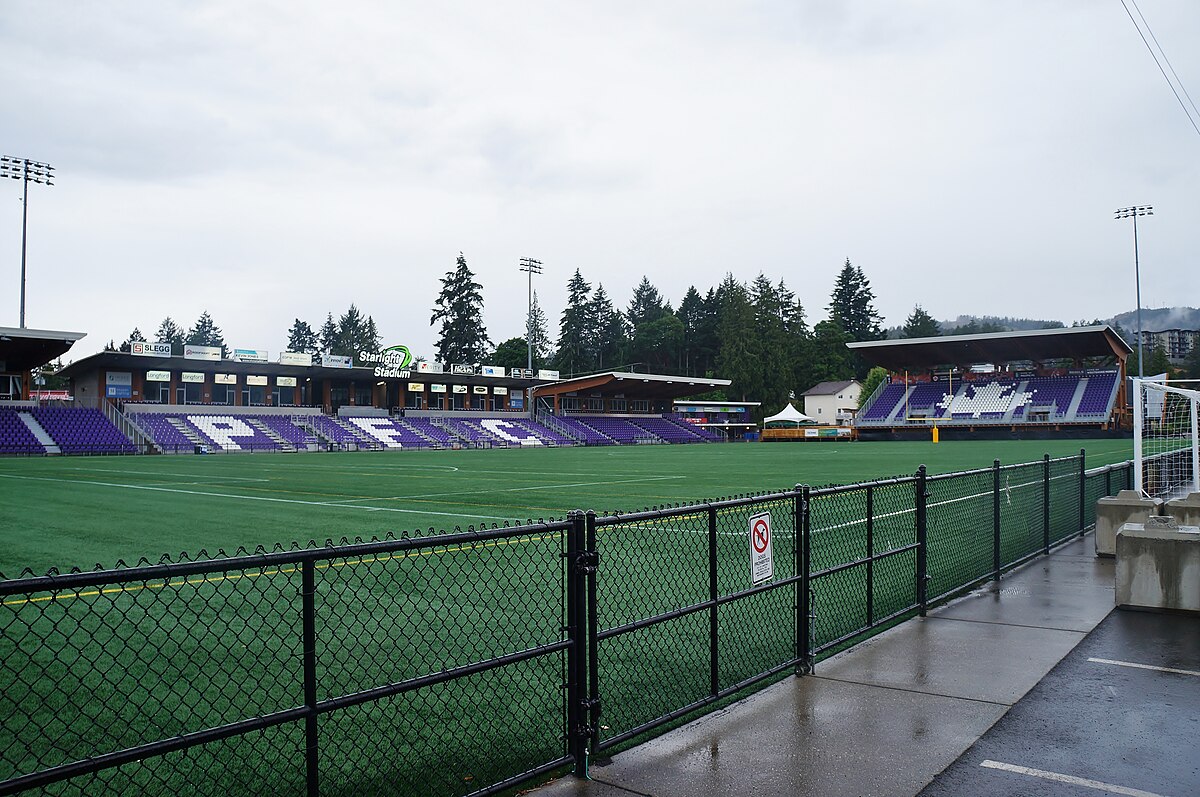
[1078,448,1087,536]
[1043,454,1051,555]
[565,510,589,778]
[993,459,1002,582]
[1106,466,1113,499]
[708,504,719,697]
[916,466,928,617]
[301,560,319,797]
[585,510,600,756]
[865,484,875,627]
[796,485,812,675]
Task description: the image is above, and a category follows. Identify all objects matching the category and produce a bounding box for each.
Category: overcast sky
[2,1,1197,361]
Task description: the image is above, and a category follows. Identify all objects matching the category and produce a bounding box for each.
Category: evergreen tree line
[112,311,229,356]
[429,255,890,414]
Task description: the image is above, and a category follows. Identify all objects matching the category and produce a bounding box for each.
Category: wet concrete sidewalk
[528,534,1124,797]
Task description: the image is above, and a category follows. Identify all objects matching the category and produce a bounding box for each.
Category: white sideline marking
[980,760,1169,797]
[0,473,512,521]
[68,468,270,482]
[1088,657,1200,678]
[333,475,688,504]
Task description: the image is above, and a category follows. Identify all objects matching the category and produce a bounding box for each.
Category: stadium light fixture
[1114,205,1153,378]
[519,257,543,371]
[1,156,55,329]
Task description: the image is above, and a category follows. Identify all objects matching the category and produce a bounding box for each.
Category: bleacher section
[629,416,708,443]
[856,372,1121,428]
[0,409,46,455]
[5,409,727,456]
[31,407,136,454]
[129,413,195,451]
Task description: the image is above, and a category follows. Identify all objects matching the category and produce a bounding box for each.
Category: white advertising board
[184,344,221,361]
[131,341,173,357]
[279,351,313,366]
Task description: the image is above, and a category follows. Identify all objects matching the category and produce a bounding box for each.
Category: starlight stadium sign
[358,344,413,379]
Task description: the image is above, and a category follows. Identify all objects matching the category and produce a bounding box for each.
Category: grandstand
[850,326,1132,440]
[0,341,740,456]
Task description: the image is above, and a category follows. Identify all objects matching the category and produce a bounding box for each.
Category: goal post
[1132,378,1200,499]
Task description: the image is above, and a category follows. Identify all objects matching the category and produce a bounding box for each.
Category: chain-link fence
[0,453,1135,796]
[0,523,578,797]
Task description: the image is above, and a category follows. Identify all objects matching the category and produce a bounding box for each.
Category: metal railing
[0,453,1135,796]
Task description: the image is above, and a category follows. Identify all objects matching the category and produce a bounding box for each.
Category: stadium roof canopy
[846,325,1131,372]
[0,326,87,372]
[532,371,731,402]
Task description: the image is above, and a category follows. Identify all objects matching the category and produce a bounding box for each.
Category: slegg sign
[358,345,413,379]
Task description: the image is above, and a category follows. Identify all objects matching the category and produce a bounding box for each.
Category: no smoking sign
[749,511,774,585]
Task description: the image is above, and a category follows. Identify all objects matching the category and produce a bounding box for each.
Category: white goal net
[1133,378,1200,499]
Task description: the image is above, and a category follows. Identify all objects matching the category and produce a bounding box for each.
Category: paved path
[527,534,1197,797]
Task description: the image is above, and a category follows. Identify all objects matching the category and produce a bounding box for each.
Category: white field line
[328,475,688,504]
[0,473,513,521]
[979,760,1170,797]
[1088,657,1200,678]
[66,468,271,482]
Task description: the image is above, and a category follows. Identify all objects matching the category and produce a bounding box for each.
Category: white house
[801,380,862,425]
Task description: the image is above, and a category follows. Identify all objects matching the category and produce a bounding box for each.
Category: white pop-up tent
[762,403,818,427]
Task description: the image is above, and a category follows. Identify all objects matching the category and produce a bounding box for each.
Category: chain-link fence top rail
[0,454,1135,797]
[0,522,575,797]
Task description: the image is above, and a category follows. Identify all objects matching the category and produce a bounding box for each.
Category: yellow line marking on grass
[1,532,563,608]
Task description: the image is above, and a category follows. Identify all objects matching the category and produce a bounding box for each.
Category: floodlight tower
[1114,205,1153,378]
[519,257,543,371]
[1,156,55,328]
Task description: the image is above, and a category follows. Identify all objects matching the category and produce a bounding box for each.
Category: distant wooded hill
[885,307,1199,339]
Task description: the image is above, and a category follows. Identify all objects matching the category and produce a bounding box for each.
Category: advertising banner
[509,395,524,409]
[480,365,504,377]
[321,354,353,369]
[510,368,534,379]
[131,341,172,357]
[276,376,297,387]
[230,348,268,363]
[145,370,171,382]
[537,369,560,380]
[493,386,508,396]
[279,351,313,367]
[451,364,476,375]
[214,374,237,385]
[430,383,447,393]
[105,371,132,399]
[472,385,488,394]
[452,384,468,394]
[407,382,425,392]
[181,372,205,384]
[417,361,444,374]
[246,375,268,386]
[184,344,221,361]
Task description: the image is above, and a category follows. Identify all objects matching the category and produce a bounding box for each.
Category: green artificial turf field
[0,438,1132,575]
[0,438,1135,795]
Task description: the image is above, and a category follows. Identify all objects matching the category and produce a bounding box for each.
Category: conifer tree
[430,253,490,365]
[286,319,319,354]
[318,313,338,354]
[554,269,594,375]
[186,311,226,356]
[902,305,941,338]
[526,291,552,367]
